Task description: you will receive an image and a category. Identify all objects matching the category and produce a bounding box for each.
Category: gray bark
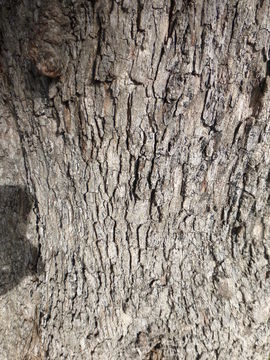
[0,0,270,359]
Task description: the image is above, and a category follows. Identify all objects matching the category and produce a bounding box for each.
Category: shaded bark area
[0,0,270,359]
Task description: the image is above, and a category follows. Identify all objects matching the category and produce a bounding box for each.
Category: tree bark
[1,0,270,359]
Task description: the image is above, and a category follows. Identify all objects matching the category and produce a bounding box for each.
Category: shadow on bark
[0,185,44,296]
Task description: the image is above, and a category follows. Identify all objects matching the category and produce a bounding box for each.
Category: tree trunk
[1,0,270,359]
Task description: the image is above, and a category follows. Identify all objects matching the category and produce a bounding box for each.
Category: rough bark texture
[1,0,270,359]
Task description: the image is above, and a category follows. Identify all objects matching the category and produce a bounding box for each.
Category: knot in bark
[28,0,69,78]
[29,43,62,78]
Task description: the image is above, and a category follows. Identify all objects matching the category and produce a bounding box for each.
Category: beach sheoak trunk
[0,0,270,359]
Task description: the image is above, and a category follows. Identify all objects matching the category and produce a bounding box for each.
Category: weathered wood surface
[0,0,270,359]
